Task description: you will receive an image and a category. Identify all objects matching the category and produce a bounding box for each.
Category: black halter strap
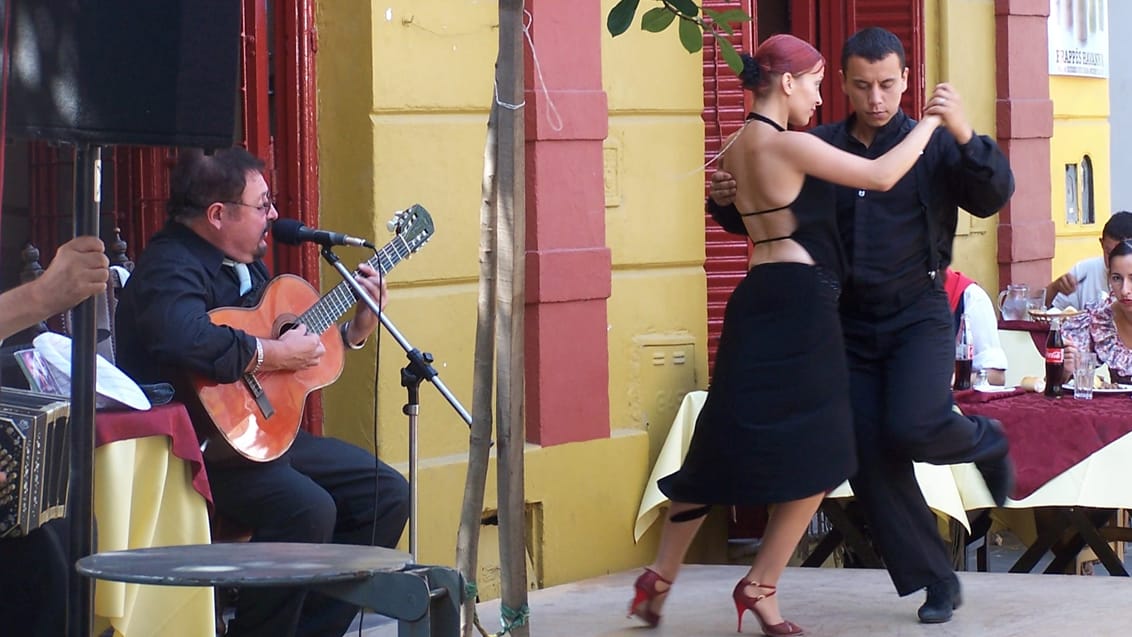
[751,235,792,246]
[741,203,791,217]
[747,112,785,132]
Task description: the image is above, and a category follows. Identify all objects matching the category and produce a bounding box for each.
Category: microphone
[273,218,375,249]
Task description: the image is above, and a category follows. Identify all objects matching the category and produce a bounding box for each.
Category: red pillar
[523,1,611,445]
[995,0,1055,286]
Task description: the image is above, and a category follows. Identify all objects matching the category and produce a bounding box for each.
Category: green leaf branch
[607,0,751,73]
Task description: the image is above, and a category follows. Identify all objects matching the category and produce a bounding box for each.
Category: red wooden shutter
[702,1,756,373]
[848,0,923,118]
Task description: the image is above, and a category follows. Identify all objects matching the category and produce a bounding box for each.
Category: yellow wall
[314,0,716,598]
[924,0,1002,292]
[1048,76,1111,277]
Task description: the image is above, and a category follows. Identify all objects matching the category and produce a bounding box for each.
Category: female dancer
[629,34,945,635]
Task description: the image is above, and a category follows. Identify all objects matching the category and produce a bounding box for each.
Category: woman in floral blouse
[1063,239,1132,383]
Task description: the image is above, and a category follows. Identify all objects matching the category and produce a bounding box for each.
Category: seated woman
[1062,239,1132,384]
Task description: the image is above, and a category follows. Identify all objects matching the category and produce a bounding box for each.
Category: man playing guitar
[114,147,409,637]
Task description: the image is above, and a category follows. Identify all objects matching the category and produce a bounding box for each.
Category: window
[1065,163,1079,224]
[1064,156,1096,225]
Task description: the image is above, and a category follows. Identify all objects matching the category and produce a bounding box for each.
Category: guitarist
[115,148,410,637]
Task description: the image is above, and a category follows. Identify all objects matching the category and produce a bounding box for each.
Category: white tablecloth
[635,391,1132,541]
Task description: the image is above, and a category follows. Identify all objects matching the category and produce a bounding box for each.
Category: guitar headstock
[387,204,434,254]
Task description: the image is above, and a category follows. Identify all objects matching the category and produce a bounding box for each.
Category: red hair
[740,34,825,91]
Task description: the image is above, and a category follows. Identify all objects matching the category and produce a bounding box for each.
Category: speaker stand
[67,144,101,637]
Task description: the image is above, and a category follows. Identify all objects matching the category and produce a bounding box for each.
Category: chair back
[999,328,1046,387]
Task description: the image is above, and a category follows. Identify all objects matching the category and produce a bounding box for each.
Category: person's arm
[931,84,1014,218]
[127,258,251,383]
[1045,272,1077,308]
[946,132,1015,218]
[341,263,388,347]
[125,252,316,384]
[0,237,109,341]
[964,286,1008,384]
[926,83,1015,218]
[1047,260,1090,310]
[775,114,942,192]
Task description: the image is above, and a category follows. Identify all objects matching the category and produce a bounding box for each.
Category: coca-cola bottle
[1044,317,1065,397]
[953,313,973,390]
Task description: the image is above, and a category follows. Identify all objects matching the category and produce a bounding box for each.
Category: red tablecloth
[94,403,211,504]
[955,389,1132,500]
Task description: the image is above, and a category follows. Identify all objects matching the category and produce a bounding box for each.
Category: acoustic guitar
[191,205,434,462]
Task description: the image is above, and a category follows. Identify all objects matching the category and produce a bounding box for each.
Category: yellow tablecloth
[94,435,214,637]
[635,391,1132,542]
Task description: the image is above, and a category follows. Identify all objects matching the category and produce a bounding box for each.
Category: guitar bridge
[243,373,275,419]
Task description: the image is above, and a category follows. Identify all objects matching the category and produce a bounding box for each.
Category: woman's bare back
[722,119,814,267]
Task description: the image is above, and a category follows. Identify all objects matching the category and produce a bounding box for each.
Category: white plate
[974,385,1017,393]
[33,332,151,410]
[1063,379,1132,394]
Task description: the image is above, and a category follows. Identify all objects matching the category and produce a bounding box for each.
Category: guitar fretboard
[297,233,421,334]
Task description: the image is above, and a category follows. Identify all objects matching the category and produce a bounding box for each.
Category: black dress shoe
[977,453,1015,507]
[975,418,1015,506]
[917,576,962,624]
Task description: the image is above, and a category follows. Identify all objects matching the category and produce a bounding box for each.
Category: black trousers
[0,518,69,636]
[208,429,410,637]
[842,285,1009,596]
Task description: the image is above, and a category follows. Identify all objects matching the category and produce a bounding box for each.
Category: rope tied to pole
[464,581,531,637]
[496,602,531,635]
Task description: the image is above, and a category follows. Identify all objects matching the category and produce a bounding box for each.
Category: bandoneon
[0,387,70,538]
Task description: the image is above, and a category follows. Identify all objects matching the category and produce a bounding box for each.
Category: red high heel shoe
[731,579,804,636]
[627,568,672,627]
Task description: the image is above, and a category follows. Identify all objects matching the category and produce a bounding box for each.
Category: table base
[807,503,1130,578]
[1003,507,1128,576]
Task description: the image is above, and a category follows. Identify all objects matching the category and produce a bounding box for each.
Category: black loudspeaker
[5,0,241,147]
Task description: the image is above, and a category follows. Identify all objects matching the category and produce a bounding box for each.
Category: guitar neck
[296,235,417,334]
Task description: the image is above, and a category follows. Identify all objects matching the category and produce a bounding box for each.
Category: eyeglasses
[223,197,276,215]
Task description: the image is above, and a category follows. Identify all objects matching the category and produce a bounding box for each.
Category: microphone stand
[320,246,471,558]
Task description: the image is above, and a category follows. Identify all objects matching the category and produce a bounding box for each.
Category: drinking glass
[1073,353,1097,400]
[1025,289,1046,318]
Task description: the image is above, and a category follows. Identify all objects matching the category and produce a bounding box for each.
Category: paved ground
[355,562,1132,636]
[352,532,1132,637]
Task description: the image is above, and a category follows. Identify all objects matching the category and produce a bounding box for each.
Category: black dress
[659,118,856,504]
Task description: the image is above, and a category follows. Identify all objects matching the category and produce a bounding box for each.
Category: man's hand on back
[709,170,738,207]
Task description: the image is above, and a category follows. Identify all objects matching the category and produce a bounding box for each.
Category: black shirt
[115,221,270,387]
[710,111,1014,318]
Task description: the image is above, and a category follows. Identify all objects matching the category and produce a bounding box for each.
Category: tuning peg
[386,211,403,232]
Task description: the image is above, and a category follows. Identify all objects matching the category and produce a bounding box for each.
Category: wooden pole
[456,100,499,635]
[494,1,529,635]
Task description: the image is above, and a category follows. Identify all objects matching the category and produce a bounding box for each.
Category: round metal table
[76,542,410,587]
[76,542,461,635]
